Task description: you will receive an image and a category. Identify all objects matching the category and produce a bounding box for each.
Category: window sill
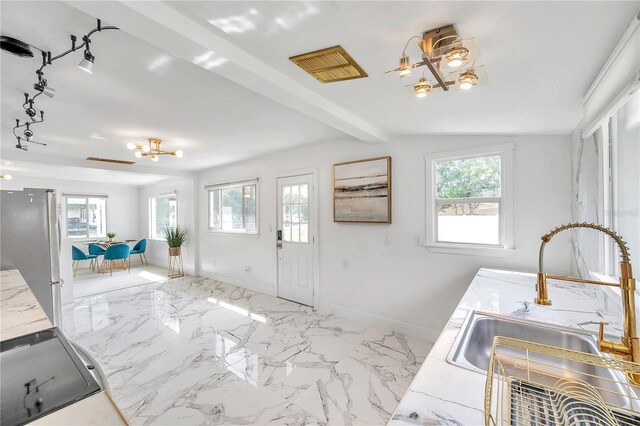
[425,244,515,257]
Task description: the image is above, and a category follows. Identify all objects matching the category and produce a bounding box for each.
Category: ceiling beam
[64,1,388,144]
[0,149,195,179]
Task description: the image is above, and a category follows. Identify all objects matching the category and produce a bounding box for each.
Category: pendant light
[127,138,184,160]
[413,77,431,98]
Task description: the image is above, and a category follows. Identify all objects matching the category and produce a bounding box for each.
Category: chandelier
[388,24,485,97]
[126,138,183,162]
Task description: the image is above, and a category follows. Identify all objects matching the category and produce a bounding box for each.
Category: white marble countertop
[389,267,631,425]
[0,269,52,340]
[0,269,127,425]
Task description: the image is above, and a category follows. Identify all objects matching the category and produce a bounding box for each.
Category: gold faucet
[535,222,639,384]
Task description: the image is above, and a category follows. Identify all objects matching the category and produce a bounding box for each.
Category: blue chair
[102,244,131,276]
[88,243,106,257]
[129,239,148,266]
[72,246,98,277]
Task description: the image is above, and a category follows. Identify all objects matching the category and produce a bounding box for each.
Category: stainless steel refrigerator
[1,188,63,326]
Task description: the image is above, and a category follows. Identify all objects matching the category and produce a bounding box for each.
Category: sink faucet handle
[598,321,632,356]
[599,321,605,342]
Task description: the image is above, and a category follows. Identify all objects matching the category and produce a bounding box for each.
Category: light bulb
[458,70,478,90]
[413,77,431,98]
[126,142,136,150]
[134,151,143,158]
[142,144,151,153]
[444,45,468,69]
[151,155,159,162]
[174,150,184,158]
[1,174,13,180]
[399,54,411,78]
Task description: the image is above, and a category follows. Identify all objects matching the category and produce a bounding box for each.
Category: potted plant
[106,232,116,242]
[164,226,187,278]
[164,226,187,256]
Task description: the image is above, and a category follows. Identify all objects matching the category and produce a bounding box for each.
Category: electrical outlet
[244,266,250,273]
[342,259,349,270]
[415,234,422,246]
[383,234,391,245]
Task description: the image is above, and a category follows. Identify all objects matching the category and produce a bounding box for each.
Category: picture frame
[333,156,391,224]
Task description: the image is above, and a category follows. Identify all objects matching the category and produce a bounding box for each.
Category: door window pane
[280,183,310,244]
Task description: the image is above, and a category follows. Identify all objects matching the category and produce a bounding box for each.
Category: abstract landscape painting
[333,156,391,223]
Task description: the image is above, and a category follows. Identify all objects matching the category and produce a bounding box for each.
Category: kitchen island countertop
[1,269,127,425]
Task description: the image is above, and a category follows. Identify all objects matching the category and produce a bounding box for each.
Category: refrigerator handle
[47,190,63,328]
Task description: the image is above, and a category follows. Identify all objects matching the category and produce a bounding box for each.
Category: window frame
[424,143,514,256]
[64,195,108,240]
[149,192,178,241]
[206,179,259,235]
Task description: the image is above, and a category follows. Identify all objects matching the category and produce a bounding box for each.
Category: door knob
[277,241,283,249]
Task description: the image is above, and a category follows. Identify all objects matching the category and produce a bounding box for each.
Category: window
[207,179,258,233]
[281,183,309,243]
[150,194,177,239]
[65,196,107,239]
[425,144,514,254]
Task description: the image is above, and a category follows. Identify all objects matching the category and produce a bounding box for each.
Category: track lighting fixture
[127,138,184,161]
[0,175,13,180]
[458,69,478,90]
[388,24,484,97]
[0,36,34,57]
[1,19,118,151]
[78,45,95,73]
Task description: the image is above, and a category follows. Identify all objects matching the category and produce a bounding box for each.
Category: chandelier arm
[431,35,459,50]
[402,35,423,55]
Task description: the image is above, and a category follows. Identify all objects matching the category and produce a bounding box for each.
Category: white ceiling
[0,160,171,185]
[1,1,637,174]
[0,1,345,171]
[171,1,638,135]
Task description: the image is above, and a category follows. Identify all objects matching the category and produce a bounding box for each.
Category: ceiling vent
[86,157,135,165]
[289,45,367,83]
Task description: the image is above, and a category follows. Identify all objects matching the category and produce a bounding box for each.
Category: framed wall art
[333,156,391,223]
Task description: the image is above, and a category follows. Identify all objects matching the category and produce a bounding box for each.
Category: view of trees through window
[209,183,257,232]
[435,155,502,245]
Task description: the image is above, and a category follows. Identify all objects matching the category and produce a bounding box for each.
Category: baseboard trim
[198,270,274,296]
[318,301,441,343]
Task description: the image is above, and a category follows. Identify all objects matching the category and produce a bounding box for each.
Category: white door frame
[274,168,319,309]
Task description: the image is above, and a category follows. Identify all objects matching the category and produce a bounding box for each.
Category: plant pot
[169,246,181,256]
[108,237,114,242]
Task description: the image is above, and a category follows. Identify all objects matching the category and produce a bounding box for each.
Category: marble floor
[72,264,170,298]
[63,276,433,425]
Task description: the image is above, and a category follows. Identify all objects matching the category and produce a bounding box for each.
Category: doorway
[276,173,317,307]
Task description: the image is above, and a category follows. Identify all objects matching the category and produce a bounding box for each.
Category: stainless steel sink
[448,310,602,374]
[448,311,640,413]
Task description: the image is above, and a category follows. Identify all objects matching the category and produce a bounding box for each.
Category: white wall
[0,177,139,304]
[138,177,196,275]
[197,135,572,339]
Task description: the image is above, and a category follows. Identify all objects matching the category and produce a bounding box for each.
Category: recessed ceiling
[0,1,346,172]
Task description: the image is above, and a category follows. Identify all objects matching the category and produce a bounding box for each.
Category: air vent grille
[289,45,367,83]
[86,157,135,165]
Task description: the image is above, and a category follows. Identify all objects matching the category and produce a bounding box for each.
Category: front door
[277,174,315,306]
